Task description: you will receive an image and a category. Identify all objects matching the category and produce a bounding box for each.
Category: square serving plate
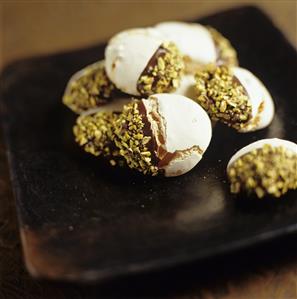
[1,6,297,283]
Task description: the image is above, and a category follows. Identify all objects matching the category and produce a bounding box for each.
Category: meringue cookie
[195,65,274,132]
[114,94,212,177]
[227,138,297,198]
[105,28,184,96]
[155,22,217,65]
[155,21,238,72]
[74,94,212,177]
[63,60,117,114]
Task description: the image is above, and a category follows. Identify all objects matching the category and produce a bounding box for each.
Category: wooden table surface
[0,2,297,298]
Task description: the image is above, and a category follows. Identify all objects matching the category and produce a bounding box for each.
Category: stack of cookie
[62,21,296,198]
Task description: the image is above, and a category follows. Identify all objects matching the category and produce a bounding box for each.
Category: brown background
[1,1,297,70]
[0,1,297,299]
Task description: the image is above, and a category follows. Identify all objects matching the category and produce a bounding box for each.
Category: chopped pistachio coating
[73,111,118,158]
[114,101,159,175]
[195,65,252,130]
[228,145,297,198]
[137,42,184,95]
[63,62,116,113]
[208,27,238,67]
[73,101,159,174]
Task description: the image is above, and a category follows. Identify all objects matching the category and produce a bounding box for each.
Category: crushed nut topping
[228,144,297,198]
[137,42,184,95]
[195,65,252,130]
[63,62,116,113]
[208,27,238,67]
[73,111,118,158]
[73,100,159,175]
[114,101,159,175]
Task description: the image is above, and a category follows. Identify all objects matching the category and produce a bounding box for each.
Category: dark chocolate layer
[137,100,159,166]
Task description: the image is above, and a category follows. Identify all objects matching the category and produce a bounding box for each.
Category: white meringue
[143,94,212,177]
[227,138,297,169]
[233,67,275,132]
[105,28,164,95]
[155,21,217,66]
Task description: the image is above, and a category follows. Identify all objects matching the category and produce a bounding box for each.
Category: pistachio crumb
[110,159,116,166]
[114,101,159,175]
[73,111,118,158]
[195,65,252,130]
[137,42,184,95]
[227,145,297,198]
[63,62,116,113]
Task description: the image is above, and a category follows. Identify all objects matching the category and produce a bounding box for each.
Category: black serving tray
[1,6,296,283]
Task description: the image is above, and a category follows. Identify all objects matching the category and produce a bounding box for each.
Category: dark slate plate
[1,6,297,283]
